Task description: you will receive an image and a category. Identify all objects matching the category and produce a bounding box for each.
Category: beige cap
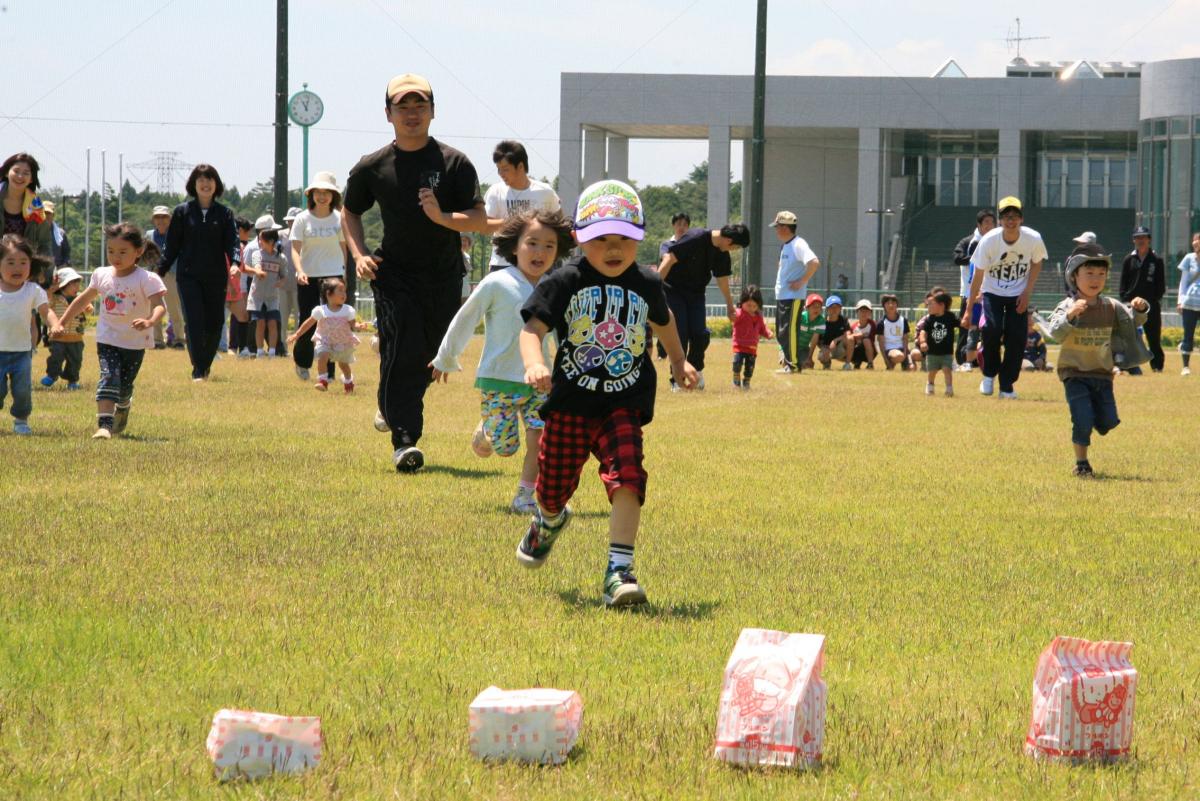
[152,205,172,217]
[42,200,55,214]
[769,210,797,227]
[854,299,873,311]
[254,214,282,231]
[386,73,432,103]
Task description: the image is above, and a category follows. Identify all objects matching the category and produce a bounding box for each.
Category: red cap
[805,293,824,307]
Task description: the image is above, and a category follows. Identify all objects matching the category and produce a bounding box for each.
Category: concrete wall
[1140,58,1200,120]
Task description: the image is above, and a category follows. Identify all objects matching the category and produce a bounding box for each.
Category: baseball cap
[826,294,843,307]
[254,214,282,231]
[1131,225,1151,238]
[284,206,303,223]
[1072,231,1096,245]
[769,210,797,227]
[997,196,1022,214]
[386,73,432,104]
[54,266,82,285]
[152,205,172,217]
[42,201,55,214]
[805,292,824,307]
[573,180,645,243]
[854,299,873,311]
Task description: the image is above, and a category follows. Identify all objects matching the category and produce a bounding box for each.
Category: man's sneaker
[925,383,934,396]
[113,404,131,435]
[979,376,995,396]
[393,442,424,473]
[40,375,55,388]
[13,419,31,435]
[66,382,81,391]
[374,410,390,432]
[603,567,647,608]
[945,386,954,397]
[295,364,310,381]
[1073,463,1095,478]
[510,486,537,515]
[999,390,1019,400]
[1183,367,1192,376]
[92,428,111,440]
[516,507,572,568]
[471,421,493,457]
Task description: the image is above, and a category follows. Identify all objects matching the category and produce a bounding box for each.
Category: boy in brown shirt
[1047,243,1148,477]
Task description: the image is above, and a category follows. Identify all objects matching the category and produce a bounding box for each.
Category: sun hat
[997,196,1022,214]
[825,294,843,307]
[305,171,340,197]
[805,292,824,307]
[573,180,645,243]
[254,214,282,231]
[152,205,171,217]
[1072,231,1096,245]
[283,207,303,223]
[1064,242,1112,293]
[854,299,873,311]
[54,266,82,285]
[769,210,798,227]
[386,73,432,104]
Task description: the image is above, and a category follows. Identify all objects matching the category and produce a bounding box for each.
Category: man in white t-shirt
[769,210,821,372]
[965,196,1047,399]
[482,140,559,271]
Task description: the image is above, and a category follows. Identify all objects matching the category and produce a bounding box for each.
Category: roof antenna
[1005,17,1049,62]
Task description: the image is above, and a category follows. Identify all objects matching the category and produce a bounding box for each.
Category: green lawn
[3,336,1198,800]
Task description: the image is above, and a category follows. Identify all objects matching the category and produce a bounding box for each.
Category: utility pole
[274,0,289,220]
[747,0,767,287]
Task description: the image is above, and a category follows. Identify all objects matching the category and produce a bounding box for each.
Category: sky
[2,0,1197,201]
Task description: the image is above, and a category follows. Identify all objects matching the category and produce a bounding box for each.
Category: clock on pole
[287,84,324,187]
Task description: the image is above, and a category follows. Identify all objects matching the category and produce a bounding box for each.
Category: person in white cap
[148,204,187,349]
[41,266,86,389]
[289,172,348,382]
[343,72,485,473]
[769,210,820,372]
[1072,231,1097,245]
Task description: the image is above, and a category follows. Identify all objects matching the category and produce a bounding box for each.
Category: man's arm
[715,275,735,321]
[657,252,678,280]
[418,190,487,232]
[965,268,985,326]
[342,210,381,280]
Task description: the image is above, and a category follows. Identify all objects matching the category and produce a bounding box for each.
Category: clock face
[288,91,324,126]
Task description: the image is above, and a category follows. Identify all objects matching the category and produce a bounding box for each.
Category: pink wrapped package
[468,686,583,765]
[205,709,323,780]
[713,628,826,768]
[1024,636,1138,763]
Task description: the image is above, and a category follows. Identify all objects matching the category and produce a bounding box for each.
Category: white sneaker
[945,386,954,397]
[696,370,705,390]
[841,363,853,371]
[510,487,537,515]
[295,364,310,381]
[925,383,934,396]
[373,410,390,432]
[999,390,1019,400]
[979,376,995,396]
[256,349,267,358]
[1183,366,1192,376]
[238,348,252,359]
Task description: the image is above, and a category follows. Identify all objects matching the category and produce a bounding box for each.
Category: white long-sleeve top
[432,265,552,394]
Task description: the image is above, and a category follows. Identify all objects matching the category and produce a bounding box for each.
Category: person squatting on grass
[849,299,877,369]
[876,294,911,370]
[54,223,166,440]
[1047,242,1150,478]
[731,284,772,389]
[288,278,360,394]
[0,235,58,435]
[516,180,699,608]
[41,266,86,390]
[429,209,574,514]
[915,286,960,397]
[817,294,853,371]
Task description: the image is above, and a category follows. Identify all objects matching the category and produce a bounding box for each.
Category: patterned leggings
[479,390,546,457]
[95,343,145,405]
[732,352,757,383]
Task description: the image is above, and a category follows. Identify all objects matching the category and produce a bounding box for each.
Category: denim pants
[0,350,33,419]
[665,286,710,372]
[980,293,1028,392]
[1064,376,1119,447]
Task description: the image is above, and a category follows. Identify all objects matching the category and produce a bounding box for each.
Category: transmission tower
[128,151,190,194]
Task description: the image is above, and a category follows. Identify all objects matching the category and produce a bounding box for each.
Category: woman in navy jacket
[158,164,241,380]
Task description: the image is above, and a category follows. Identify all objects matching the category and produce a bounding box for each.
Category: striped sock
[608,543,634,572]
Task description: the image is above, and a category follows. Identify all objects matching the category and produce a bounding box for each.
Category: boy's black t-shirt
[342,137,481,285]
[664,228,732,294]
[916,311,960,355]
[522,256,671,423]
[823,316,850,344]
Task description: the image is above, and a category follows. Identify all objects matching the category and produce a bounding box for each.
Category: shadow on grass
[1093,472,1158,483]
[422,464,503,479]
[116,433,172,443]
[497,506,609,519]
[556,589,720,620]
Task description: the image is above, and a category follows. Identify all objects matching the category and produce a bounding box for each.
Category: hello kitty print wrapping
[522,257,670,423]
[88,266,166,350]
[713,628,827,768]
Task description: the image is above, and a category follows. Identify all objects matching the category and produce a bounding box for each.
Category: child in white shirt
[288,278,359,393]
[0,235,58,434]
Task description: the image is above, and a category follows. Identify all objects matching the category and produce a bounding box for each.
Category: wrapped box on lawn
[1025,636,1138,763]
[713,628,826,768]
[468,687,583,765]
[205,709,323,780]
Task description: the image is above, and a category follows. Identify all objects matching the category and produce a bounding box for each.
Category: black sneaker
[1072,463,1095,478]
[603,567,647,608]
[516,506,572,568]
[392,432,424,473]
[113,403,131,435]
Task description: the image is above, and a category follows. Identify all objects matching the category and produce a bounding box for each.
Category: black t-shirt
[823,316,850,345]
[521,256,671,423]
[343,137,481,285]
[664,228,732,294]
[916,312,960,355]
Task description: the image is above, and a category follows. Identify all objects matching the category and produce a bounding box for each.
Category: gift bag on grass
[713,628,826,768]
[468,686,583,765]
[1024,636,1137,763]
[206,709,323,780]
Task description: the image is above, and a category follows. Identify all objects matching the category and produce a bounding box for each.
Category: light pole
[865,207,893,290]
[747,0,768,287]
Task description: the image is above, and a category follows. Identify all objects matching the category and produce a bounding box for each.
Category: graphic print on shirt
[103,290,129,316]
[928,319,950,346]
[987,250,1033,288]
[560,284,649,392]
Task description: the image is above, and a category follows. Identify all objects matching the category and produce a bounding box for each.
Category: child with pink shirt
[288,277,359,393]
[731,284,773,390]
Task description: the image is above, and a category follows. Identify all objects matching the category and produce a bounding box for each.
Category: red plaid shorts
[536,408,647,515]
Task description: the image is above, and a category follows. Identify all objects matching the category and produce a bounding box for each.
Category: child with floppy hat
[41,266,86,389]
[1046,242,1149,477]
[516,179,697,608]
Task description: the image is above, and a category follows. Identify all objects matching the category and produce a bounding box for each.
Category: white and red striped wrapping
[1024,637,1137,763]
[713,629,826,768]
[205,709,323,780]
[468,687,583,765]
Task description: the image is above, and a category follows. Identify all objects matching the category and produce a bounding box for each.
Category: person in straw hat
[288,171,349,382]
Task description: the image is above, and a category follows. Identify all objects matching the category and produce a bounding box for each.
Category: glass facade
[899,131,998,208]
[1029,132,1138,211]
[1139,116,1200,261]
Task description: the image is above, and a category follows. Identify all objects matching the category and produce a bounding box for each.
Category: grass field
[3,335,1198,800]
